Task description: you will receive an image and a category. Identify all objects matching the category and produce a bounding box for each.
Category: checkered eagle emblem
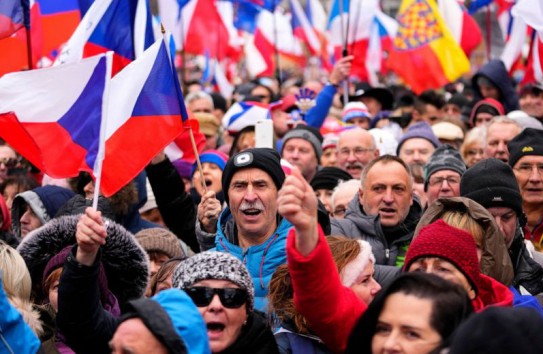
[394,0,443,51]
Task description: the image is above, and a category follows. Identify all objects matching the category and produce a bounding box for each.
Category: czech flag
[55,0,155,75]
[99,37,186,196]
[0,0,27,39]
[388,0,470,93]
[290,0,321,55]
[0,54,110,180]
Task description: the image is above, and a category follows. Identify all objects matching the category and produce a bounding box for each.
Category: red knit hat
[404,220,480,294]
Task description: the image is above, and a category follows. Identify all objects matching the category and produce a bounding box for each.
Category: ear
[373,149,380,158]
[358,186,364,205]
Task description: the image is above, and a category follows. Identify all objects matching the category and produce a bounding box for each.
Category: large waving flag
[246,8,305,77]
[437,0,482,57]
[0,0,43,76]
[0,54,110,179]
[55,0,155,75]
[388,0,470,93]
[37,0,81,61]
[0,0,27,39]
[159,0,237,60]
[511,0,543,82]
[289,0,320,55]
[99,37,186,196]
[366,10,398,85]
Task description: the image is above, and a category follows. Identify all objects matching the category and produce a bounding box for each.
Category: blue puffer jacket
[0,276,41,354]
[472,59,520,113]
[214,207,292,311]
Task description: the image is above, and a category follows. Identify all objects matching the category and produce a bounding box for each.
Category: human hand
[329,55,354,86]
[76,207,107,266]
[197,190,221,233]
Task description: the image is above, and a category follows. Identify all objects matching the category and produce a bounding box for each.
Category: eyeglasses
[332,206,347,217]
[338,147,375,157]
[428,175,460,187]
[0,157,18,168]
[513,164,543,176]
[185,287,248,308]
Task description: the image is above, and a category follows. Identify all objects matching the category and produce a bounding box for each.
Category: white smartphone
[255,119,274,149]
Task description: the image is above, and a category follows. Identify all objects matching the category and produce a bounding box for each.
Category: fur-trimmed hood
[17,215,149,306]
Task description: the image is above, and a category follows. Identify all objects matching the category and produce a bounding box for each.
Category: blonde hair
[0,241,32,300]
[0,241,43,337]
[440,210,485,249]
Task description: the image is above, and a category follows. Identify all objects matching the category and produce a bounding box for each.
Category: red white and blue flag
[55,0,155,75]
[0,0,28,39]
[0,54,110,181]
[1,37,187,197]
[159,0,238,60]
[437,0,482,57]
[328,0,396,83]
[289,0,320,55]
[222,101,271,134]
[245,8,304,77]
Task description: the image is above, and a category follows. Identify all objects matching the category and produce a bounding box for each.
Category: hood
[469,98,505,126]
[472,59,520,113]
[11,186,75,238]
[17,215,149,306]
[414,197,515,286]
[123,289,211,354]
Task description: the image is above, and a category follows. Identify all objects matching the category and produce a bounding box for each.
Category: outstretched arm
[57,207,118,354]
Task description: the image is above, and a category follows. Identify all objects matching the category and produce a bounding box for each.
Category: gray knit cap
[424,144,466,190]
[281,125,323,160]
[172,251,254,311]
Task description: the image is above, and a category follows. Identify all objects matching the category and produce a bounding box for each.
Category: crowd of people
[2,55,543,354]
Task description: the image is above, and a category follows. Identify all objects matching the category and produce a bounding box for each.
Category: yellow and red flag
[388,0,470,93]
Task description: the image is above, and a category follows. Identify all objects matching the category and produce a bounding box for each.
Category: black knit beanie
[310,167,353,191]
[460,158,523,217]
[507,128,543,167]
[424,144,466,190]
[222,148,285,204]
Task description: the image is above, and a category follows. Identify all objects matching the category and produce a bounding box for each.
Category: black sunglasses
[185,287,248,309]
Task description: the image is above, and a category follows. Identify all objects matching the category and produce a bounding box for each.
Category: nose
[371,278,382,294]
[382,330,401,351]
[383,188,394,203]
[497,141,507,152]
[208,293,224,311]
[529,166,543,182]
[243,185,258,202]
[20,209,30,225]
[413,150,421,162]
[494,216,506,235]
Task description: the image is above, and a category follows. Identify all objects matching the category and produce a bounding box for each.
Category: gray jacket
[331,195,422,267]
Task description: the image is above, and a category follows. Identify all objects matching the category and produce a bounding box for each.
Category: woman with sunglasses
[173,251,279,354]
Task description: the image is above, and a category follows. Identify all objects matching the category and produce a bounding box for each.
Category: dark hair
[148,256,186,297]
[414,90,446,113]
[345,272,474,354]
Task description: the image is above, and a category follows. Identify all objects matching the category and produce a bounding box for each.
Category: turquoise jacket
[214,207,292,311]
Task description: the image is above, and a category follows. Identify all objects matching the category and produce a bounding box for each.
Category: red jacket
[287,226,367,354]
[472,273,514,312]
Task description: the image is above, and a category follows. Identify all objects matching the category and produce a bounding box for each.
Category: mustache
[239,200,265,211]
[345,162,364,169]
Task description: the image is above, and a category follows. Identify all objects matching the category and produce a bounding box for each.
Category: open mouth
[207,322,225,334]
[380,208,396,215]
[242,209,262,216]
[204,179,212,187]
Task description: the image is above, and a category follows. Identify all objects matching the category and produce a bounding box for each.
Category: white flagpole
[92,51,113,210]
